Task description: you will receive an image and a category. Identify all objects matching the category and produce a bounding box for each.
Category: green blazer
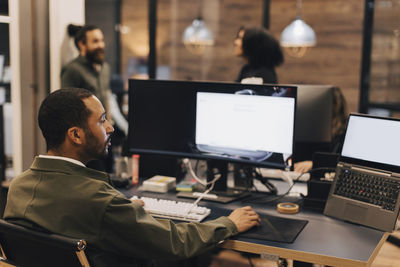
[4,157,237,262]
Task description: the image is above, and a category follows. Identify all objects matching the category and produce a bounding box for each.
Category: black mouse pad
[239,214,308,243]
[208,207,308,243]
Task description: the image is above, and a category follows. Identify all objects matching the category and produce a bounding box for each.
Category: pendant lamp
[182,1,214,55]
[280,0,316,57]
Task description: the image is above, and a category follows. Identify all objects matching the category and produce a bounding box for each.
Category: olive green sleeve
[99,194,238,260]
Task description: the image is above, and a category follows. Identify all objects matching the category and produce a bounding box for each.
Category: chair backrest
[0,219,90,267]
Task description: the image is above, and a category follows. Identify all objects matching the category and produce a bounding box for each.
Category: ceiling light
[182,18,214,55]
[280,0,316,57]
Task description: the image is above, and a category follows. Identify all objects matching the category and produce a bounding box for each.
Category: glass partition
[368,0,400,115]
[0,0,8,16]
[120,0,263,82]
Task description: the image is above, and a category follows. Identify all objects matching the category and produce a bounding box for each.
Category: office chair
[0,219,91,267]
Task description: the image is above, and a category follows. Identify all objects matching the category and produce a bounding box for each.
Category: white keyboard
[130,196,211,222]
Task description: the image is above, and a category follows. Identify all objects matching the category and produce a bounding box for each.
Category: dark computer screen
[295,85,334,143]
[293,85,334,162]
[128,79,297,170]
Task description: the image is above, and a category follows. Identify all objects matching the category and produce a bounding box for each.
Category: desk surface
[121,183,387,267]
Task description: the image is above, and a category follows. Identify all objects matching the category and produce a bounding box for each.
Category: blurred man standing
[61,25,128,137]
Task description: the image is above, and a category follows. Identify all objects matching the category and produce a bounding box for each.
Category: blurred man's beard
[86,48,105,64]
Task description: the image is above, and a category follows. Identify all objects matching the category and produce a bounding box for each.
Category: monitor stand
[176,160,251,203]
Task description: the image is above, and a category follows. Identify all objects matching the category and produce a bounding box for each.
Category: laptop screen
[341,114,400,167]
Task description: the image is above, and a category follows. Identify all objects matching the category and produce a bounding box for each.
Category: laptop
[324,113,400,232]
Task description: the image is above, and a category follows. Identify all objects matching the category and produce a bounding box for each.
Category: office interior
[0,0,400,266]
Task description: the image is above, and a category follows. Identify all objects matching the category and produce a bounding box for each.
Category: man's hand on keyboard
[131,199,145,206]
[228,206,261,232]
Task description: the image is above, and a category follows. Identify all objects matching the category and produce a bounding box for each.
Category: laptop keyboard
[334,169,400,211]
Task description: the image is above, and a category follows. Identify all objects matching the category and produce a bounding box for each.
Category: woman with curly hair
[234,26,284,84]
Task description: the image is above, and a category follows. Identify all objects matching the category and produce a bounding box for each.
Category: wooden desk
[121,185,388,267]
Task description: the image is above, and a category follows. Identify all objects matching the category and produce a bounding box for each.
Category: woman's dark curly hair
[241,27,284,68]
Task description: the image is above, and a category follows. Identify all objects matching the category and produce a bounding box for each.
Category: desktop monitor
[128,79,297,199]
[295,85,333,143]
[294,85,334,161]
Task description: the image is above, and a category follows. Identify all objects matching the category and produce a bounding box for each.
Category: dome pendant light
[182,1,214,55]
[280,0,316,57]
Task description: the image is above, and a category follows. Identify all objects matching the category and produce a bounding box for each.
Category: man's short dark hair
[242,27,284,68]
[74,25,100,50]
[38,88,94,151]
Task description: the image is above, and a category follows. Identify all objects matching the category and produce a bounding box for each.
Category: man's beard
[86,48,105,64]
[83,127,111,160]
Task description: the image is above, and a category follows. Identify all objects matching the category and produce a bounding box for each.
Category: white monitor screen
[196,92,295,155]
[341,115,400,166]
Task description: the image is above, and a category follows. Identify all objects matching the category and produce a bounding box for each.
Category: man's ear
[78,40,86,55]
[66,127,84,145]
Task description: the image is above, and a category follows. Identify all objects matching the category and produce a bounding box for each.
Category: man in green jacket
[4,88,260,265]
[61,25,128,174]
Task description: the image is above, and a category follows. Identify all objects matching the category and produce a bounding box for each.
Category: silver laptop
[324,113,400,232]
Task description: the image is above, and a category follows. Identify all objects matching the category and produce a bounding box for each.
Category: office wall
[7,0,50,174]
[49,0,85,92]
[120,0,364,112]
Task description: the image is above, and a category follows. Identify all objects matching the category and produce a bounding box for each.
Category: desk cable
[182,158,222,214]
[254,168,278,195]
[244,167,336,204]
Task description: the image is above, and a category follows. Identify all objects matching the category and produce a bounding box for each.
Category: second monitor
[294,85,335,162]
[128,79,297,201]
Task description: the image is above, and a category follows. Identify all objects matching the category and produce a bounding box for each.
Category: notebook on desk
[324,113,400,232]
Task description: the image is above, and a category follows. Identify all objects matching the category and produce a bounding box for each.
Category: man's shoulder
[27,157,112,185]
[9,168,35,184]
[102,61,110,70]
[62,57,86,73]
[13,162,122,200]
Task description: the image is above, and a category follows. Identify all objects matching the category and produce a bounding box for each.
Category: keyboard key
[334,169,400,211]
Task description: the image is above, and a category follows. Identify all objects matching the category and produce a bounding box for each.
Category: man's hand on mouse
[228,206,261,232]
